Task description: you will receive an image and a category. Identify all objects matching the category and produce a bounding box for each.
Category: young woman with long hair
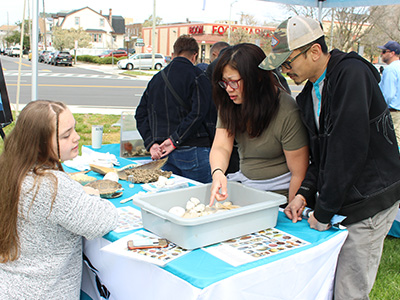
[0,100,118,299]
[209,43,309,205]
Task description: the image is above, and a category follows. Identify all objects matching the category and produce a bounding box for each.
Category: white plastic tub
[132,182,287,249]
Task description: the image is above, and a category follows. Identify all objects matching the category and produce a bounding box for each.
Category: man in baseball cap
[259,15,324,71]
[378,40,400,55]
[378,40,400,145]
[264,16,400,300]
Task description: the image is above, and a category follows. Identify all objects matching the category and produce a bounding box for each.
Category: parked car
[51,51,73,66]
[44,51,55,64]
[98,49,128,58]
[118,48,136,55]
[8,46,21,57]
[38,50,51,62]
[117,53,167,70]
[3,48,10,55]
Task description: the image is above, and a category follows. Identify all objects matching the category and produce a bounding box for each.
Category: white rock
[168,206,186,217]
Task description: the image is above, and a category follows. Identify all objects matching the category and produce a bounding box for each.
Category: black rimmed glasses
[218,78,242,90]
[281,45,313,70]
[381,50,390,54]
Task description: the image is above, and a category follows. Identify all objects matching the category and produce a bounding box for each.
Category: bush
[76,55,127,64]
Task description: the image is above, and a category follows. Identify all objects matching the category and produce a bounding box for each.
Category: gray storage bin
[132,182,287,249]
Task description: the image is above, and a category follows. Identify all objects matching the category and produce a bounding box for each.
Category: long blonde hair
[0,100,67,262]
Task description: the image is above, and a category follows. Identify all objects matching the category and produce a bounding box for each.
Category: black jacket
[296,49,400,225]
[135,56,216,150]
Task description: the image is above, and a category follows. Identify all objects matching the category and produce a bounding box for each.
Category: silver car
[117,53,167,70]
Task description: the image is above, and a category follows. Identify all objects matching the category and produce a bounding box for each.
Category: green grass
[122,70,157,76]
[0,113,121,154]
[370,236,400,300]
[1,113,399,299]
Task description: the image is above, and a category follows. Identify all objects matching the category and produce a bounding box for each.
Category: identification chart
[203,228,310,267]
[114,206,143,233]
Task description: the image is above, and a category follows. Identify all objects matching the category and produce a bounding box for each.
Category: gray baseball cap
[259,15,324,70]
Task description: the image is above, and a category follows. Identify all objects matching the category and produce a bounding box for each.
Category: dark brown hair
[173,34,199,57]
[212,43,280,137]
[0,100,66,262]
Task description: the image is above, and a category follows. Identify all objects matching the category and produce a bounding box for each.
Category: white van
[117,53,167,70]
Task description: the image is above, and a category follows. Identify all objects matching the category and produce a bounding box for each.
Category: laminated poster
[113,206,143,233]
[203,228,310,267]
[101,230,190,267]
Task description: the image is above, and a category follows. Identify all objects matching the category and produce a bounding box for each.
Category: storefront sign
[211,25,271,37]
[189,25,204,34]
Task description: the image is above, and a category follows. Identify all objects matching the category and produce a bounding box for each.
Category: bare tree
[143,15,163,27]
[286,5,331,21]
[361,5,400,61]
[52,27,91,51]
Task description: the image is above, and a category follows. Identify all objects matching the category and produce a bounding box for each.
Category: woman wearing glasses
[209,43,309,206]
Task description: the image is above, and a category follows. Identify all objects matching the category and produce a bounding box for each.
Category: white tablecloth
[82,229,347,300]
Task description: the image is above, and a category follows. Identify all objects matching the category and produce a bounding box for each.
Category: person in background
[209,43,309,206]
[205,41,240,174]
[196,62,209,72]
[206,41,230,80]
[135,35,216,183]
[0,100,119,299]
[378,40,400,145]
[260,15,400,300]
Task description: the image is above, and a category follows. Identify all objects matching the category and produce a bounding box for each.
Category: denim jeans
[162,146,212,183]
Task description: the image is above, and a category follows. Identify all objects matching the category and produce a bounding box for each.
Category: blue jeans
[162,146,212,183]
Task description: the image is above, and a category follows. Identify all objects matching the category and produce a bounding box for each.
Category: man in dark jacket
[260,15,400,300]
[135,35,216,183]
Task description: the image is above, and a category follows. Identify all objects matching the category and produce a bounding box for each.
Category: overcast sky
[1,0,291,27]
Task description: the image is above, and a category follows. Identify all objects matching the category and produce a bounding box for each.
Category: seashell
[186,201,195,210]
[168,206,186,217]
[194,203,206,212]
[103,172,119,182]
[215,202,223,209]
[190,197,200,206]
[223,201,232,207]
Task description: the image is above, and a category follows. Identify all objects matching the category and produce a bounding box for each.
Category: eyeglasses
[218,78,242,90]
[381,50,390,54]
[281,45,312,70]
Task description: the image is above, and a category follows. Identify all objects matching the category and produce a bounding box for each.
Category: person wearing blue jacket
[260,16,400,300]
[135,35,216,183]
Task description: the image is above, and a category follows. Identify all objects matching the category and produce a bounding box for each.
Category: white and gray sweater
[0,171,119,299]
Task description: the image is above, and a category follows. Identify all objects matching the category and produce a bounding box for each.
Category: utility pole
[228,0,238,44]
[43,0,47,50]
[151,0,156,69]
[31,0,39,101]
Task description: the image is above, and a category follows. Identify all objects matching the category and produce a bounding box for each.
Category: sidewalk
[73,61,157,80]
[67,61,156,114]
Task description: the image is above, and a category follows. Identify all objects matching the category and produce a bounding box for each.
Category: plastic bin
[132,182,287,249]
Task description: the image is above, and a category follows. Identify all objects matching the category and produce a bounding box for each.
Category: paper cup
[92,125,103,149]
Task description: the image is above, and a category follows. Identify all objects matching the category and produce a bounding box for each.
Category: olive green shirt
[217,92,308,180]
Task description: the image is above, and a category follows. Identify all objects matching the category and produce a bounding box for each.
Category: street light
[228,0,238,44]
